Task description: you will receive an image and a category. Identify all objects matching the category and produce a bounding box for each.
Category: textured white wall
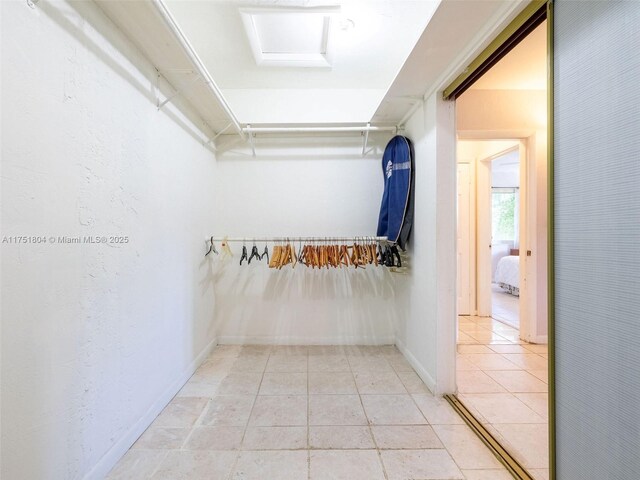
[1,1,218,479]
[209,137,403,344]
[396,100,437,390]
[394,93,457,394]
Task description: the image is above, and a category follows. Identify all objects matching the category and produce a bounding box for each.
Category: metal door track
[444,394,535,480]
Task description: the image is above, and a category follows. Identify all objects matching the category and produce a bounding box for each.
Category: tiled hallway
[491,284,520,328]
[108,345,512,480]
[457,316,549,480]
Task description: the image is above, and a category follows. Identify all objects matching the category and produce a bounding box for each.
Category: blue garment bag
[376,135,414,250]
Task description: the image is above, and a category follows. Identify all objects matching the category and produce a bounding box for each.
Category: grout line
[224,348,269,480]
[430,425,475,478]
[348,350,390,480]
[179,398,210,450]
[144,450,170,480]
[307,350,311,480]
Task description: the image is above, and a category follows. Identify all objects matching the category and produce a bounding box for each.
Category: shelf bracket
[361,122,371,157]
[247,125,256,157]
[213,122,234,141]
[204,137,218,152]
[157,74,201,110]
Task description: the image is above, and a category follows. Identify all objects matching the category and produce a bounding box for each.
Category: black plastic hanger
[248,240,261,264]
[260,243,269,263]
[240,244,249,265]
[390,245,401,267]
[205,236,218,257]
[384,245,394,267]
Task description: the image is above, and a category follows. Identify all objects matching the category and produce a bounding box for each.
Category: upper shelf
[94,0,243,143]
[94,0,525,143]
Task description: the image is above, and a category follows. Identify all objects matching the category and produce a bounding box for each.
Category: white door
[457,163,471,315]
[518,140,530,341]
[477,143,529,334]
[476,157,493,317]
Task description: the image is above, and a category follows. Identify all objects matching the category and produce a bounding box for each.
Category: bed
[494,255,520,296]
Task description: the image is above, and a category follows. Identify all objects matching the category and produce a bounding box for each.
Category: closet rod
[151,0,245,141]
[242,126,397,134]
[207,236,389,243]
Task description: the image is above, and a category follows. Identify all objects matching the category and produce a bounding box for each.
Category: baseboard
[82,336,218,480]
[395,337,437,393]
[530,334,548,345]
[217,335,396,346]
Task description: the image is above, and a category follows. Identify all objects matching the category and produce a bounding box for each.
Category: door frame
[442,1,555,478]
[456,161,475,316]
[460,135,541,342]
[475,144,522,319]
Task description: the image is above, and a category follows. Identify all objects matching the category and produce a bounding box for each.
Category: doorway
[490,149,521,328]
[454,17,550,480]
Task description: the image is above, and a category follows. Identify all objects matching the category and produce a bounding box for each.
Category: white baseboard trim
[529,334,548,345]
[83,336,218,480]
[217,335,396,346]
[395,338,437,394]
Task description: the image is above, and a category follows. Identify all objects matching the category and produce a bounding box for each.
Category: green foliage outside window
[492,190,517,241]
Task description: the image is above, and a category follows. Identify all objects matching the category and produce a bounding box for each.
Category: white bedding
[494,255,520,295]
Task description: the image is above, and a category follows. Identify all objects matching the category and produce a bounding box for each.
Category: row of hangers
[205,237,402,269]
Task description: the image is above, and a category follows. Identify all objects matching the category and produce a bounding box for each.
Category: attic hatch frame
[442,1,555,480]
[239,6,340,68]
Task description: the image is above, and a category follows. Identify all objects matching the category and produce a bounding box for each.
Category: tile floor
[457,315,549,480]
[108,345,512,480]
[491,283,520,328]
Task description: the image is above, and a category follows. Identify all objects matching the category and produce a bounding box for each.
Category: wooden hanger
[221,237,233,258]
[269,243,280,268]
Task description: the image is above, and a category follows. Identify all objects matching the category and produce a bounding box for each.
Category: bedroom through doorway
[490,148,521,329]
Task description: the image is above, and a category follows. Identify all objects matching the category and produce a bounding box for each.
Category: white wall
[396,93,457,394]
[222,89,386,124]
[1,1,218,479]
[209,137,403,345]
[457,139,520,164]
[457,89,547,136]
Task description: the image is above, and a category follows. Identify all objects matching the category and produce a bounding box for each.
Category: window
[492,187,519,245]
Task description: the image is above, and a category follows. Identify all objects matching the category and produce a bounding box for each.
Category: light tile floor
[491,283,520,328]
[457,315,549,480]
[108,345,512,480]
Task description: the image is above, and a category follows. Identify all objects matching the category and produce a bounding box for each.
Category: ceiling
[371,0,526,124]
[96,0,530,137]
[163,0,441,124]
[470,20,547,90]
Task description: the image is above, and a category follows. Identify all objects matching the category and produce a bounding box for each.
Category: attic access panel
[240,7,340,68]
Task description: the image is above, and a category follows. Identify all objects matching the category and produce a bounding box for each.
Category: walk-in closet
[3,1,640,480]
